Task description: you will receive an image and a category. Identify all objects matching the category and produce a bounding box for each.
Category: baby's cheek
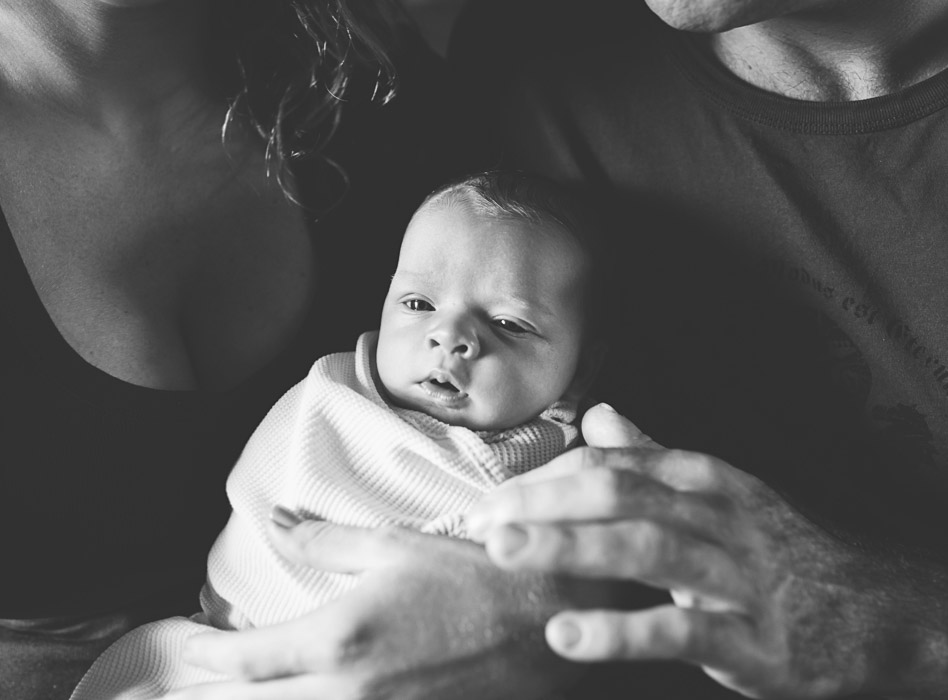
[500,372,553,423]
[375,339,406,396]
[535,351,574,395]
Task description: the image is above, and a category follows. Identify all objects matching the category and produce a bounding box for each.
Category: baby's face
[377,201,589,431]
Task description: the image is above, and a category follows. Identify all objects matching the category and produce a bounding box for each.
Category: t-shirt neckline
[671,31,948,135]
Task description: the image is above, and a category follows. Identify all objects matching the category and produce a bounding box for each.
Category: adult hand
[467,403,948,699]
[163,518,603,700]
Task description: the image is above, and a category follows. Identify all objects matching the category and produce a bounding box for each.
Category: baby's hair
[420,170,607,340]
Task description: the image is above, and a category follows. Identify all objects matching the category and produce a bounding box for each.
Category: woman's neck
[709,0,948,101]
[0,0,217,131]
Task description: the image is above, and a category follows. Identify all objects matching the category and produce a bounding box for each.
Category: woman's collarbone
[3,152,316,391]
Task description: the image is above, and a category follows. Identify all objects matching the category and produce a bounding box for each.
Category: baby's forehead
[395,205,590,313]
[404,196,590,269]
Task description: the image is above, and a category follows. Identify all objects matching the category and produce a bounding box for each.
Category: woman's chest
[0,141,316,391]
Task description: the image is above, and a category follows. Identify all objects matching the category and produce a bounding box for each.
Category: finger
[628,448,732,492]
[487,447,607,497]
[184,572,411,681]
[524,445,731,493]
[466,451,601,540]
[268,519,412,573]
[581,403,660,449]
[183,597,372,680]
[182,621,321,680]
[546,607,762,676]
[479,446,658,502]
[487,407,662,495]
[486,521,752,608]
[162,674,357,700]
[470,463,732,536]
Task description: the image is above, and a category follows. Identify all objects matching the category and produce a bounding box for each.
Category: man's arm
[468,404,948,699]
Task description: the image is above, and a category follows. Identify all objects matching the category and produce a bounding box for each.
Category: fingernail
[598,402,616,413]
[270,505,302,529]
[495,524,529,558]
[548,618,583,651]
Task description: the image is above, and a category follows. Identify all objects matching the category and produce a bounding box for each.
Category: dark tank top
[0,34,479,700]
[0,206,323,615]
[0,26,472,629]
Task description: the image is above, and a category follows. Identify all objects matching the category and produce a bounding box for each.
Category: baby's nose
[426,322,479,359]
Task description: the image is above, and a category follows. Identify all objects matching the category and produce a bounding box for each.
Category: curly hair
[213,0,411,200]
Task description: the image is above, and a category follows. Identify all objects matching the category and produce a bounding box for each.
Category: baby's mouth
[428,377,459,393]
[422,370,469,404]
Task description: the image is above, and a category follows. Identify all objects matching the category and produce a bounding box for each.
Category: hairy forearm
[837,543,948,699]
[875,574,948,698]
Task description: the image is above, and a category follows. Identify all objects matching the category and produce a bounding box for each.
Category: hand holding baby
[469,403,943,699]
[171,404,942,700]
[172,520,596,700]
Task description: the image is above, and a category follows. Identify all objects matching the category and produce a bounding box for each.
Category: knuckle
[337,625,375,667]
[661,610,699,657]
[578,445,608,470]
[628,520,671,572]
[373,524,415,553]
[674,450,722,489]
[545,525,579,567]
[585,468,627,513]
[288,626,325,674]
[662,448,692,464]
[587,611,629,657]
[635,608,701,660]
[663,448,704,473]
[322,620,376,669]
[229,654,262,680]
[700,490,738,530]
[374,524,405,544]
[683,551,717,590]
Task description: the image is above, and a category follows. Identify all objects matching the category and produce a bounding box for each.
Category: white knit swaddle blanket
[72,332,577,699]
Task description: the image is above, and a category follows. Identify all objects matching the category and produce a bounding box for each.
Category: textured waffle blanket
[71,331,578,699]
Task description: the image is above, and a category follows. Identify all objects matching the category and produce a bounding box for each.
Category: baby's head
[377,171,602,431]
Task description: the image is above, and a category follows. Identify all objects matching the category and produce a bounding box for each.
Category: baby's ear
[565,340,607,402]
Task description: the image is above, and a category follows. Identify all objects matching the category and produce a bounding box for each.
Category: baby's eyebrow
[500,295,555,320]
[391,271,557,319]
[392,270,441,285]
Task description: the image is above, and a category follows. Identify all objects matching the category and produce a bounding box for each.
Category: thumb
[581,403,659,449]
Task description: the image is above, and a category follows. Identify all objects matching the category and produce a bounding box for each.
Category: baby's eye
[403,298,434,312]
[493,318,529,334]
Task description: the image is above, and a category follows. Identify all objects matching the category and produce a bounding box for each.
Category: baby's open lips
[429,377,459,393]
[424,369,467,395]
[418,370,470,407]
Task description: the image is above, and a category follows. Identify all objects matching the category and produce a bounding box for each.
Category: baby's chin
[383,387,527,432]
[420,402,545,432]
[435,411,509,432]
[408,401,499,431]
